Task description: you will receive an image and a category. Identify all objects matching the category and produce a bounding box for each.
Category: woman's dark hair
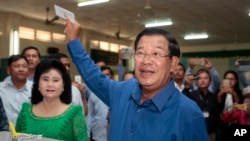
[134,28,180,57]
[31,59,72,104]
[223,70,243,103]
[223,70,240,92]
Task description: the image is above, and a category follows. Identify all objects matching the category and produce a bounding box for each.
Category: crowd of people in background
[173,58,250,141]
[0,18,249,141]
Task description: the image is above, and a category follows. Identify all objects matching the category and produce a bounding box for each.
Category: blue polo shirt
[68,39,208,141]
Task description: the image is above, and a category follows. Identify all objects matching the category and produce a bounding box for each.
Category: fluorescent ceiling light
[145,21,173,28]
[78,0,109,7]
[184,33,208,40]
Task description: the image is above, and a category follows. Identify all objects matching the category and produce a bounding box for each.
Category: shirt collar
[174,81,185,92]
[5,79,31,91]
[131,80,177,112]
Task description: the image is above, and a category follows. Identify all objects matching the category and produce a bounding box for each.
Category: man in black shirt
[183,68,219,141]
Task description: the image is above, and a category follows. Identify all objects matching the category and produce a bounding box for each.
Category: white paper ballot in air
[54,4,75,23]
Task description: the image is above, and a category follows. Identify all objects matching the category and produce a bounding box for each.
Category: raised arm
[117,49,125,81]
[64,18,117,107]
[202,58,220,93]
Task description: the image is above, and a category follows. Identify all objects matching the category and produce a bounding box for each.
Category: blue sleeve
[118,63,124,81]
[208,67,220,93]
[67,39,118,107]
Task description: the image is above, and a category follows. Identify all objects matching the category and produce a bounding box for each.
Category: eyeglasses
[135,51,172,59]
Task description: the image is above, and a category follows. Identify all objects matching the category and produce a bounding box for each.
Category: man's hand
[235,60,240,68]
[201,58,212,69]
[64,17,81,41]
[246,103,250,115]
[184,74,196,88]
[72,81,86,96]
[219,86,232,94]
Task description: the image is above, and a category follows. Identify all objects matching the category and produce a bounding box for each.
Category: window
[110,43,119,53]
[90,40,99,49]
[36,30,51,42]
[90,39,130,53]
[19,26,35,40]
[100,41,109,51]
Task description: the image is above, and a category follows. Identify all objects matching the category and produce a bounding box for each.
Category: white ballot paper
[54,4,75,23]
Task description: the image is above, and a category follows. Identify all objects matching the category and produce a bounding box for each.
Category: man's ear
[170,56,179,73]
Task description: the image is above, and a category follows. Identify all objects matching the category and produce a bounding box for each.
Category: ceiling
[0,0,250,47]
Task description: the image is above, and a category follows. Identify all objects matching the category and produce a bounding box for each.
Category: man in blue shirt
[64,18,209,141]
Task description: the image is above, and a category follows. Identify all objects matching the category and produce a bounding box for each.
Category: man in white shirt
[21,46,41,81]
[0,55,32,125]
[87,66,112,141]
[173,63,186,92]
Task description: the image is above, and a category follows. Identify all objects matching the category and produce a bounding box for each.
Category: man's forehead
[13,58,27,63]
[137,36,169,47]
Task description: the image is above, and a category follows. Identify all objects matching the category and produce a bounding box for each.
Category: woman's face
[224,73,237,88]
[196,71,211,89]
[38,68,64,100]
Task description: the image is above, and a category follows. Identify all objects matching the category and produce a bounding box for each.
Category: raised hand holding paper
[54,4,75,23]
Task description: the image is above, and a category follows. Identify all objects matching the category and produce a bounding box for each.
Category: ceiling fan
[44,7,59,25]
[114,26,129,40]
[144,0,154,15]
[115,29,121,40]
